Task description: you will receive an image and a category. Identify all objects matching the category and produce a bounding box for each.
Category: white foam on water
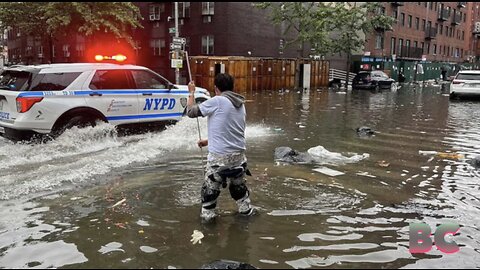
[0,118,274,200]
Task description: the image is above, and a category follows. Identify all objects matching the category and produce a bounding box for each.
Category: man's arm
[186,81,203,118]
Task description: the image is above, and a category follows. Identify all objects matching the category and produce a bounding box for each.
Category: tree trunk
[48,35,54,64]
[345,51,351,90]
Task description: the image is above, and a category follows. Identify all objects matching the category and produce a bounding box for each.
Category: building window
[150,39,165,56]
[375,33,384,49]
[203,15,213,23]
[63,45,70,57]
[201,35,214,55]
[392,9,398,22]
[390,37,396,55]
[25,46,33,56]
[426,43,430,55]
[37,46,44,58]
[413,41,418,48]
[422,19,426,31]
[400,13,405,26]
[439,24,443,34]
[76,44,85,57]
[149,4,164,21]
[433,44,437,55]
[398,38,403,55]
[408,15,412,28]
[202,2,214,15]
[52,45,56,58]
[415,17,419,30]
[173,2,190,18]
[462,31,465,40]
[445,26,449,36]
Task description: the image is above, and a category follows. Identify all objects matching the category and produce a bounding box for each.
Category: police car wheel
[52,116,98,137]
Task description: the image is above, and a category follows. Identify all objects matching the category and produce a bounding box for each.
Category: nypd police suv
[0,62,210,141]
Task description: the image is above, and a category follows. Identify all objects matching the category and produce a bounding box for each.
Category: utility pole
[175,2,180,84]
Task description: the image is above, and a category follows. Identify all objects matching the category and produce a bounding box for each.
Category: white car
[0,63,210,141]
[450,70,480,99]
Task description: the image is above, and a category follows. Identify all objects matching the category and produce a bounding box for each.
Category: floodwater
[0,84,479,269]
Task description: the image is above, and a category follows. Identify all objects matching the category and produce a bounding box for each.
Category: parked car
[449,70,480,99]
[0,61,210,141]
[352,71,395,91]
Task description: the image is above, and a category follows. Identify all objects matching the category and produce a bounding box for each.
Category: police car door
[131,70,184,124]
[85,69,139,125]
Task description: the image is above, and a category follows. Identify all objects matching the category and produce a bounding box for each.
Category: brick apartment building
[362,2,473,63]
[4,2,309,83]
[4,2,480,82]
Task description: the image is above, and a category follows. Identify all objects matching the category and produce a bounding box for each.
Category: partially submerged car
[352,71,395,91]
[450,70,480,99]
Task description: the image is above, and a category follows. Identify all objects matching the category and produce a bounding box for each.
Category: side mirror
[168,83,175,91]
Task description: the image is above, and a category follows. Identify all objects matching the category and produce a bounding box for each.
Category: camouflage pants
[201,151,251,212]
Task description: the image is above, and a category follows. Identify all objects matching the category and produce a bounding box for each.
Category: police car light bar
[94,54,127,62]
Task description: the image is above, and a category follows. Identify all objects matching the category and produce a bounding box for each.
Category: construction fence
[354,61,480,83]
[188,56,330,92]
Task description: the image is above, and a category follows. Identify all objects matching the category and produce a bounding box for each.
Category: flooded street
[0,84,480,269]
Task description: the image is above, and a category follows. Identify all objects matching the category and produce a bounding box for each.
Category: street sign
[172,37,186,45]
[171,59,183,69]
[170,43,182,50]
[169,27,176,34]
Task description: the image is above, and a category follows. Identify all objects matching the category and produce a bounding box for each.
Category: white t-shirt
[199,96,246,155]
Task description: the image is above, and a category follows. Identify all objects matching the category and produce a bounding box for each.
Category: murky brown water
[1,84,479,268]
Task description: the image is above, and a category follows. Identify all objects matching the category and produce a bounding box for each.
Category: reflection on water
[1,85,480,268]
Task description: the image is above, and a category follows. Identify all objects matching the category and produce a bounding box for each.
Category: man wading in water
[187,73,254,221]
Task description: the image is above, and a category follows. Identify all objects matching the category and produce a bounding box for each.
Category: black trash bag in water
[274,146,315,164]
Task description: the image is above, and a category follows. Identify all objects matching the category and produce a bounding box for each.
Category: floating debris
[436,152,464,160]
[312,167,345,177]
[98,242,125,254]
[356,171,377,178]
[110,198,126,208]
[191,230,204,245]
[140,246,158,253]
[377,160,390,167]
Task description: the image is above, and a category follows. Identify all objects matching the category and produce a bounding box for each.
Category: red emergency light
[94,54,128,62]
[86,42,135,64]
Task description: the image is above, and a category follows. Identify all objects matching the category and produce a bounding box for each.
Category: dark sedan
[352,71,396,91]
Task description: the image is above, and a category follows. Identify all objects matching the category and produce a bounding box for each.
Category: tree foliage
[255,2,394,57]
[0,2,143,47]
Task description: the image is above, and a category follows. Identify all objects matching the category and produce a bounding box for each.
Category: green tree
[329,2,394,87]
[255,2,394,88]
[0,2,142,63]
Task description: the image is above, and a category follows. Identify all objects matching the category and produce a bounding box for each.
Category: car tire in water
[51,115,100,138]
[449,93,458,100]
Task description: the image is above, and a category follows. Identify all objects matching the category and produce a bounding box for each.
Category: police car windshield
[0,70,31,91]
